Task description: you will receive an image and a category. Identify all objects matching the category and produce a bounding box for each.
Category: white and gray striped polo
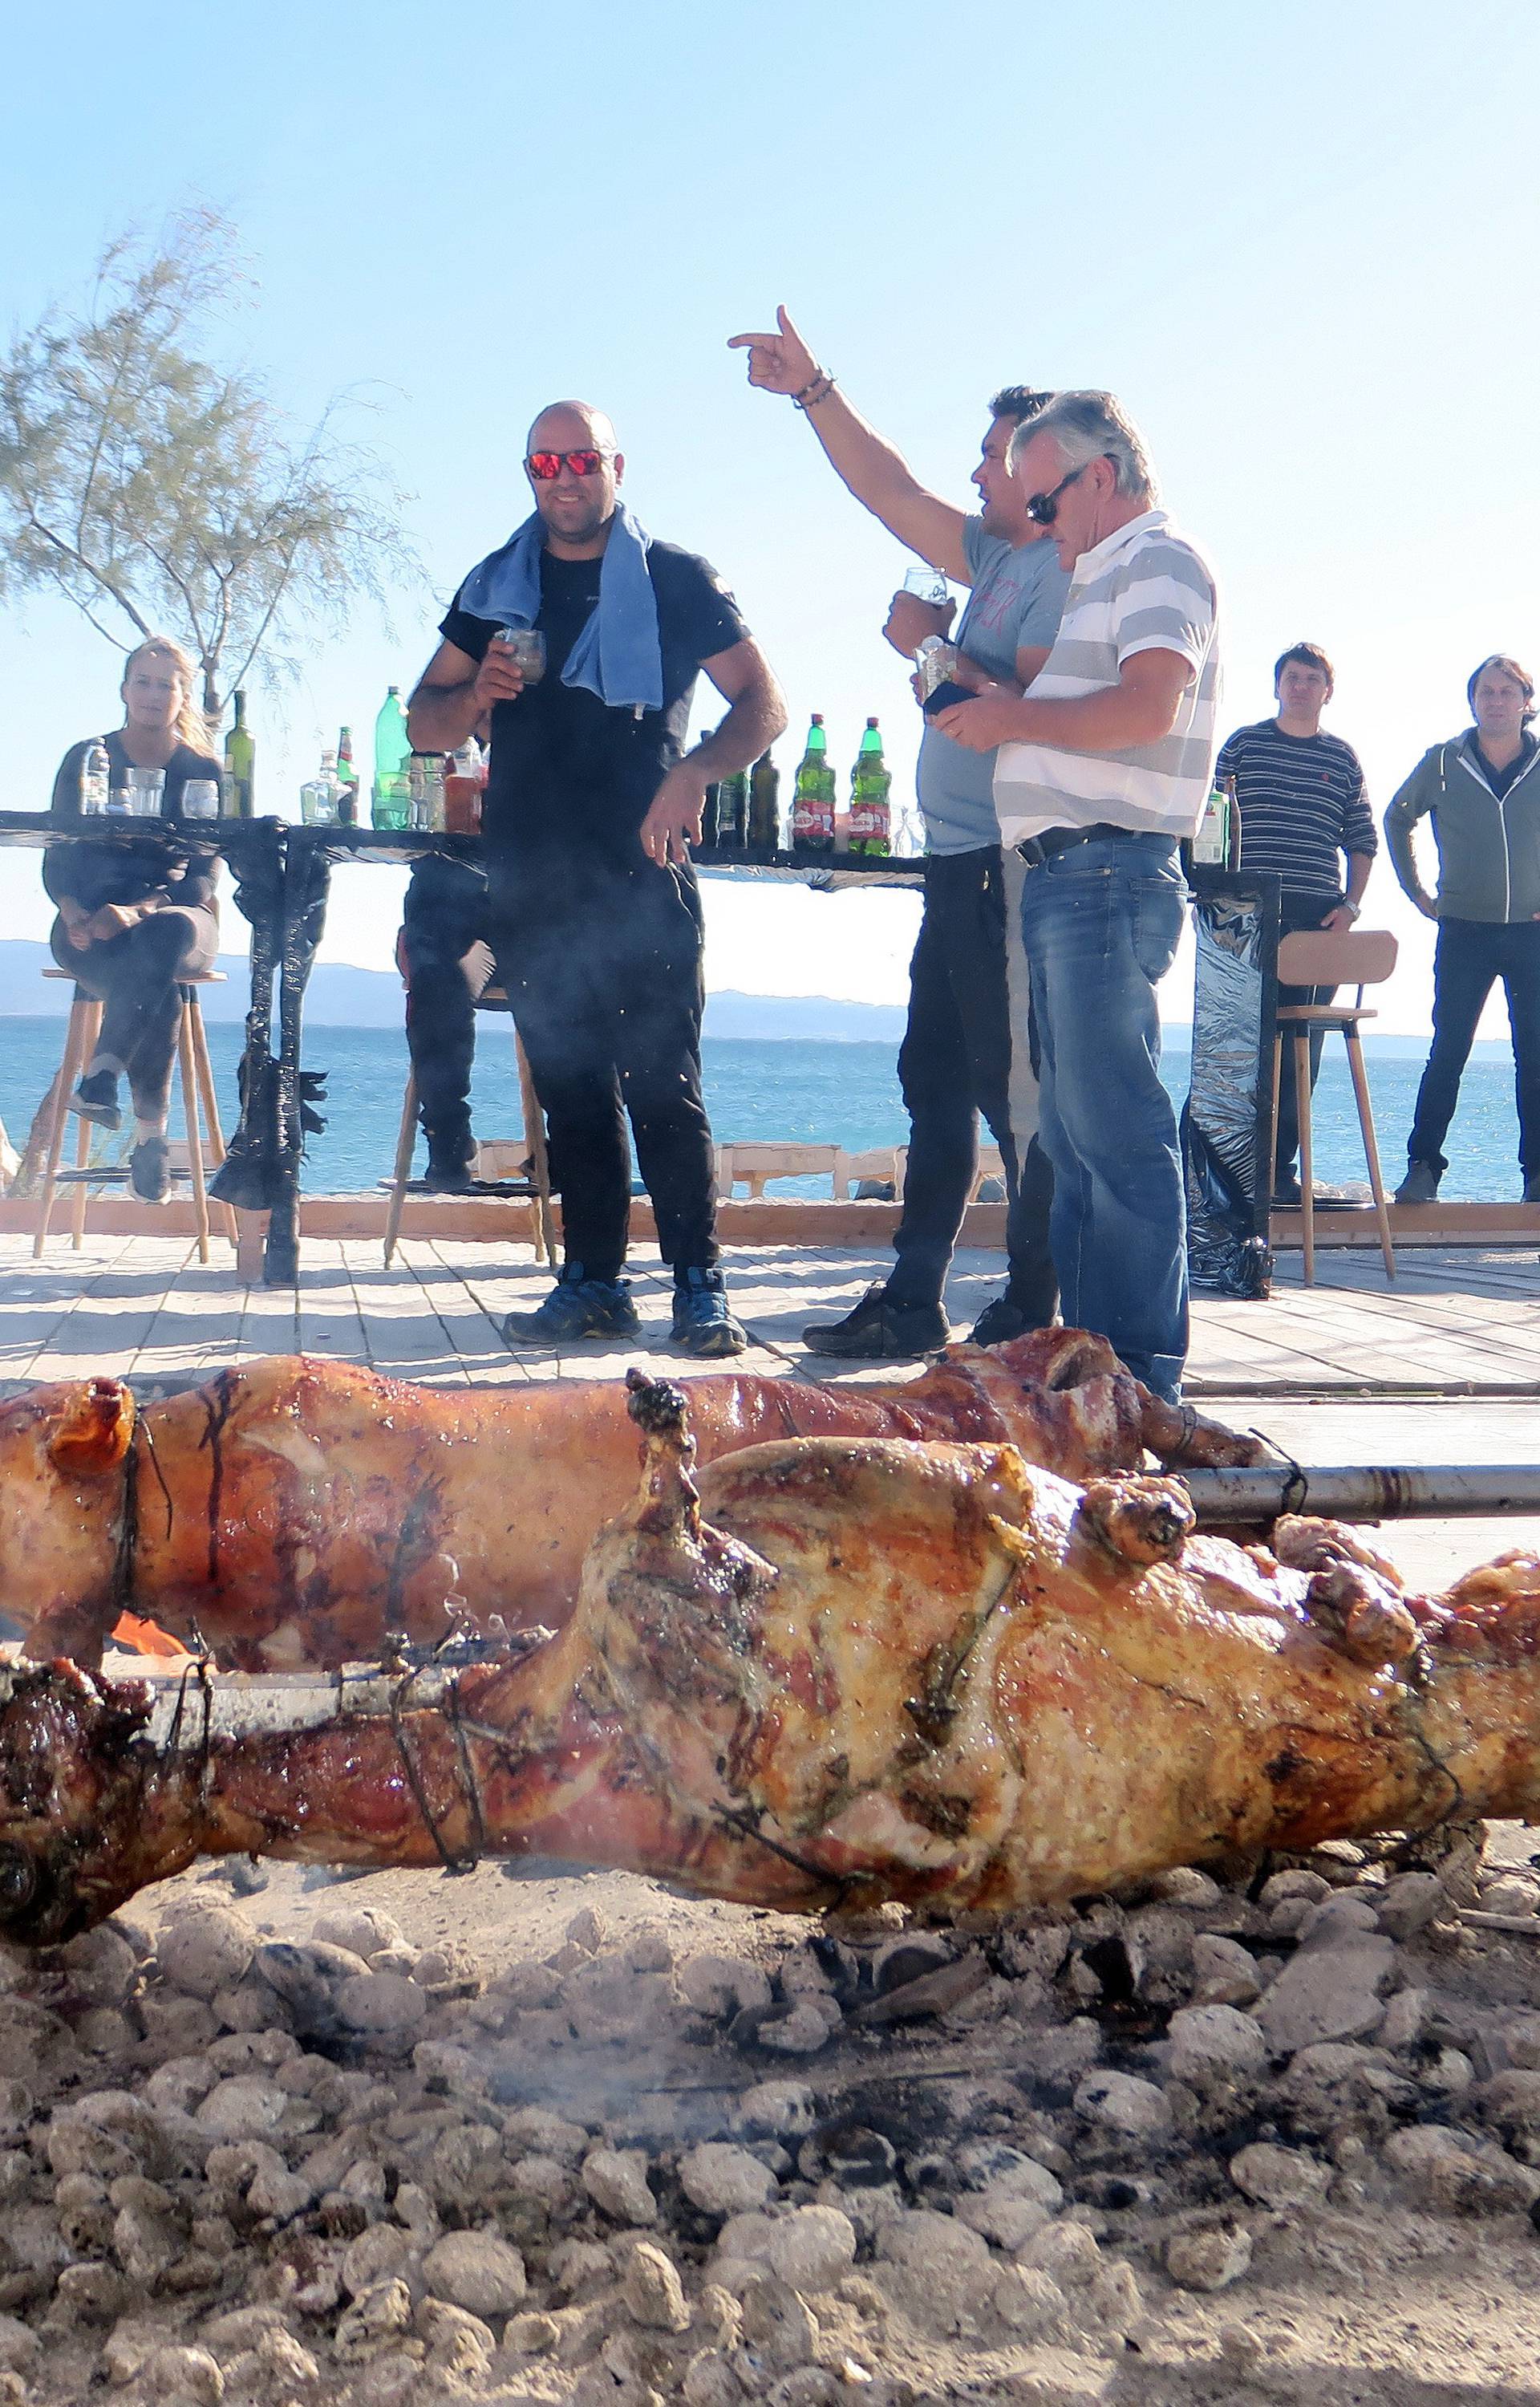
[993,509,1221,845]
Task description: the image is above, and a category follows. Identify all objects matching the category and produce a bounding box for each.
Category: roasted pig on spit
[0,1331,1260,1670]
[0,1377,1534,1944]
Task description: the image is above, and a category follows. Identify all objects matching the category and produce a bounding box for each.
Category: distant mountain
[0,940,1487,1057]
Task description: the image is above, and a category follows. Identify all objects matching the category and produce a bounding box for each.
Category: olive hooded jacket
[1384,729,1540,923]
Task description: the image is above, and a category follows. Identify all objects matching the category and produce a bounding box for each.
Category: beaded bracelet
[792,371,837,412]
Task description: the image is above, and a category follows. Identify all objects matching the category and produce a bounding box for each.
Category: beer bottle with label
[791,715,836,853]
[749,749,780,850]
[849,716,892,856]
[1191,773,1234,868]
[224,690,256,818]
[336,726,360,826]
[715,770,749,848]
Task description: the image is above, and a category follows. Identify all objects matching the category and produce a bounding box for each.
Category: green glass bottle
[849,716,891,856]
[749,749,780,850]
[372,686,411,831]
[336,725,360,826]
[223,690,255,818]
[715,769,749,848]
[791,715,836,853]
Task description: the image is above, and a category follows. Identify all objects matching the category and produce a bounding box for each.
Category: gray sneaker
[1394,1162,1441,1204]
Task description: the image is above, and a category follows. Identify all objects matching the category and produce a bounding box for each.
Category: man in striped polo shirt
[935,392,1219,1399]
[1216,643,1376,1202]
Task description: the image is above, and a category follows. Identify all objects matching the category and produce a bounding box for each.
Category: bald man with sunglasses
[410,401,786,1356]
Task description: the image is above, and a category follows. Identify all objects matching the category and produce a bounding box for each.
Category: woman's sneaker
[500,1265,640,1347]
[671,1266,748,1357]
[129,1135,172,1203]
[71,1070,122,1130]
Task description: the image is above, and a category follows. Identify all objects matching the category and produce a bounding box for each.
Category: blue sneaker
[671,1265,748,1358]
[500,1264,641,1348]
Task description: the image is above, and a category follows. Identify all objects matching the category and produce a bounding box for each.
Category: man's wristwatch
[1342,900,1362,921]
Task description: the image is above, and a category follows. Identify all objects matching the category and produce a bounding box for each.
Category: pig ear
[47,1379,136,1479]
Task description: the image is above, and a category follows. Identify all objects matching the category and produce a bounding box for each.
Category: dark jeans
[1408,917,1540,1179]
[401,864,491,1162]
[1274,892,1342,1182]
[1019,834,1188,1400]
[890,846,1056,1318]
[50,904,218,1121]
[492,862,718,1282]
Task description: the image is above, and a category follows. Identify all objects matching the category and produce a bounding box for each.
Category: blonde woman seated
[47,638,223,1200]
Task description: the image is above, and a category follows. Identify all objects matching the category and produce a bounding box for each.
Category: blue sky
[2,0,1538,1031]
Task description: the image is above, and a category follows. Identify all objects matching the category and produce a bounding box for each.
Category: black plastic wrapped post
[1181,869,1282,1299]
[207,821,287,1232]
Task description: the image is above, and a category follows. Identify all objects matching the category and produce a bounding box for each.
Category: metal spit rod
[1181,1463,1540,1527]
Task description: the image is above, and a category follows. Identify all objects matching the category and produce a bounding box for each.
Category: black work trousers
[50,904,218,1121]
[890,846,1057,1318]
[401,865,492,1162]
[492,860,718,1282]
[1407,916,1540,1179]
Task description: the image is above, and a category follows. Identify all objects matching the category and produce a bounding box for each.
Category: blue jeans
[1019,835,1189,1399]
[1407,918,1540,1180]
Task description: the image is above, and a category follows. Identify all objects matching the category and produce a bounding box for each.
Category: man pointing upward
[729,306,1069,1356]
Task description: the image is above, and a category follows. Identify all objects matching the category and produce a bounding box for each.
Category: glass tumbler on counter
[181,779,221,822]
[127,767,165,818]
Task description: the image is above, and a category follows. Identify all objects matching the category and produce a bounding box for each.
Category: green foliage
[0,208,419,716]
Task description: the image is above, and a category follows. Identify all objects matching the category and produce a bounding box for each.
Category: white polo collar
[1069,507,1170,583]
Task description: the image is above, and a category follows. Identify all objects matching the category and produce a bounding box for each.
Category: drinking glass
[499,628,547,684]
[180,779,221,822]
[127,767,164,818]
[902,565,950,607]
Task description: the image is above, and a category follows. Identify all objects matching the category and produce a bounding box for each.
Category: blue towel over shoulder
[454,503,663,712]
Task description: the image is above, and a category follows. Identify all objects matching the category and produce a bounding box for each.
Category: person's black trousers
[401,863,491,1163]
[50,904,218,1121]
[1408,916,1540,1179]
[492,861,719,1281]
[889,845,1056,1319]
[1273,891,1342,1183]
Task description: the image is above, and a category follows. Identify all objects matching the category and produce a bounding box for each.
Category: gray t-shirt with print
[915,517,1070,854]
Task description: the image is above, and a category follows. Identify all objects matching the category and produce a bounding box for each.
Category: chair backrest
[1276,928,1398,988]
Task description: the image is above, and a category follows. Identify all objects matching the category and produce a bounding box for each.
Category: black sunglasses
[1024,464,1088,526]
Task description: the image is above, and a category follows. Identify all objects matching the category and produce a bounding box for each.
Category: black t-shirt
[46,733,224,915]
[438,536,748,876]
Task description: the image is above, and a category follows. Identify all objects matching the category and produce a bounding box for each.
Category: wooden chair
[29,969,235,1264]
[1270,928,1398,1285]
[383,987,557,1268]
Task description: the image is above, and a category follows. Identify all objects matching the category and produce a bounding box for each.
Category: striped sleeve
[1112,545,1215,673]
[1339,750,1377,856]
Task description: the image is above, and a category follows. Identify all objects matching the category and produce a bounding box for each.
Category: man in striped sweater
[1216,643,1376,1202]
[935,392,1219,1400]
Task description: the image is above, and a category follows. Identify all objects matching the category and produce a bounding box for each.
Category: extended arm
[934,649,1196,756]
[640,639,788,867]
[729,309,972,582]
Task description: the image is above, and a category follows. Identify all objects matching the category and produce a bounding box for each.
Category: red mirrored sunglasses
[525,449,611,481]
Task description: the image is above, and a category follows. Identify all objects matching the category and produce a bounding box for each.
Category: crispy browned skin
[0,1333,1261,1670]
[0,1380,1534,1944]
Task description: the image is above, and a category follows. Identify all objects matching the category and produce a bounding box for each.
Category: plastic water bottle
[373,686,411,830]
[79,740,110,818]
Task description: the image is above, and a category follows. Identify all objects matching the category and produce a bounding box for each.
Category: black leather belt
[1015,822,1134,867]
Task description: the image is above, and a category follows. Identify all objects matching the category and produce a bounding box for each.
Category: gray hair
[1010,391,1158,504]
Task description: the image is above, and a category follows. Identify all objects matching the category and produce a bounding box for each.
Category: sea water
[0,1018,1530,1204]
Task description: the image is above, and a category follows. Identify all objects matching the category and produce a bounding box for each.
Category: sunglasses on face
[525,449,611,480]
[1023,464,1088,526]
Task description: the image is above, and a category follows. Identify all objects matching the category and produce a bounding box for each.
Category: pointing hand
[727,306,820,397]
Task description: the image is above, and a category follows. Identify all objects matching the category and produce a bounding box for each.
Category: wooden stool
[383,986,557,1268]
[1270,928,1398,1285]
[29,970,236,1264]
